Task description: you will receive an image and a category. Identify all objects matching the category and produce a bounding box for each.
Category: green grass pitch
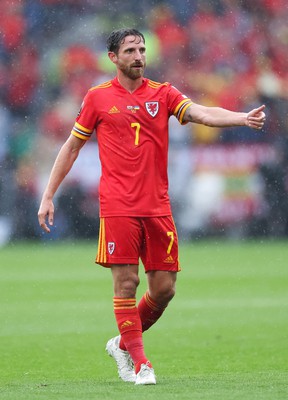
[0,239,287,399]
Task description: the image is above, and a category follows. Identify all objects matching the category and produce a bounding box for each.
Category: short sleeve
[167,84,193,124]
[71,90,97,140]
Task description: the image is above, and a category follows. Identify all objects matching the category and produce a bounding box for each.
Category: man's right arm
[38,134,86,233]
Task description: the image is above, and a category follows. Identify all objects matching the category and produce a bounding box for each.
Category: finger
[248,116,265,123]
[48,210,54,226]
[38,211,51,233]
[247,116,265,125]
[256,104,266,112]
[41,223,51,233]
[248,105,266,119]
[248,121,265,129]
[251,105,265,115]
[38,211,45,227]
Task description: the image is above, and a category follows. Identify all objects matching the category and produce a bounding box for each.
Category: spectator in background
[0,0,287,243]
[7,42,40,116]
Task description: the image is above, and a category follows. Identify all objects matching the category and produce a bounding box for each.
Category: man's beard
[119,62,145,80]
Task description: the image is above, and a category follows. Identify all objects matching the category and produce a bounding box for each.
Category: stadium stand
[0,0,287,242]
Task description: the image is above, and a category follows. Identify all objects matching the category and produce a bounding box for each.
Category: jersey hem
[144,263,181,272]
[96,258,139,268]
[99,212,172,218]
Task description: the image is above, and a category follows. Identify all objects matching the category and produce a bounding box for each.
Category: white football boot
[135,362,156,385]
[105,336,136,382]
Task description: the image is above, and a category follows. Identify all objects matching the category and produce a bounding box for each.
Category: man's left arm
[183,103,266,130]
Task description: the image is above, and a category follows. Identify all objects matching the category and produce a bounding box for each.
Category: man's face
[111,35,146,80]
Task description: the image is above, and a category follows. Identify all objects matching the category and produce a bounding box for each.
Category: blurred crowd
[0,0,288,244]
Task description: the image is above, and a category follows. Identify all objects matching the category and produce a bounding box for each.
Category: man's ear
[108,51,117,64]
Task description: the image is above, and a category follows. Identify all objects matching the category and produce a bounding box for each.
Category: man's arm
[183,103,266,130]
[38,134,86,233]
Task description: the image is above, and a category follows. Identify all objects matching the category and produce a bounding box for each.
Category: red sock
[138,291,167,332]
[119,291,167,350]
[113,297,149,371]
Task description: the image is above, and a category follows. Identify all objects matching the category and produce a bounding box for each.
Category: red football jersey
[71,77,193,217]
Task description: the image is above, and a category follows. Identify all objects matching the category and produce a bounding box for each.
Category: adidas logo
[120,320,135,329]
[108,106,120,114]
[164,255,174,263]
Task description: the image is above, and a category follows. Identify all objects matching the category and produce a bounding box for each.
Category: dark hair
[106,28,145,53]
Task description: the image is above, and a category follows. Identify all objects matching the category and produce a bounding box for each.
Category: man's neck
[116,75,144,94]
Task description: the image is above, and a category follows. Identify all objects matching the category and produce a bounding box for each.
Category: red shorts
[96,216,180,272]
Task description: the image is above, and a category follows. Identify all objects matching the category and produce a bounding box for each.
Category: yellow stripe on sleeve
[71,129,90,140]
[173,99,190,116]
[173,99,193,124]
[74,122,93,133]
[71,122,93,140]
[178,102,193,124]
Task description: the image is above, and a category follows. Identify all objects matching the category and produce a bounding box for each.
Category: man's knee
[147,271,177,306]
[116,275,140,298]
[111,264,140,298]
[153,284,175,305]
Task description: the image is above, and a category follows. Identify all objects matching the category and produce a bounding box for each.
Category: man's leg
[139,270,177,331]
[108,264,155,384]
[137,216,178,331]
[119,270,176,345]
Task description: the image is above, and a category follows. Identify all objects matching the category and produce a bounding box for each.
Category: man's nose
[134,50,142,60]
